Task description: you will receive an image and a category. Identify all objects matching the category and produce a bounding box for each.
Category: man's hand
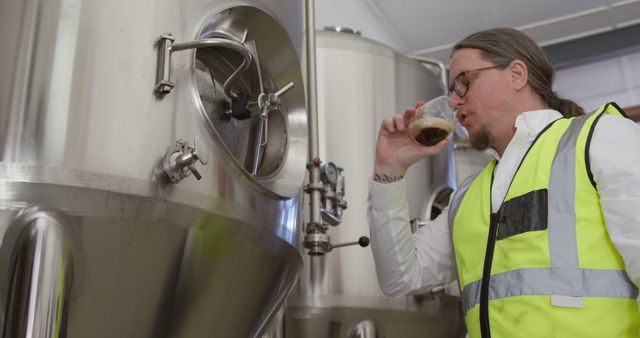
[374,101,449,181]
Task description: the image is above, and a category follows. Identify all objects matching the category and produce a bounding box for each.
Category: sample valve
[162,138,209,183]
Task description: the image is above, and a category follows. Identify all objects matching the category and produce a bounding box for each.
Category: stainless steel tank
[0,0,307,337]
[283,29,464,337]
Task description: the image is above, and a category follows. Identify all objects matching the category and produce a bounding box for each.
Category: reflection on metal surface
[323,26,362,36]
[1,207,74,338]
[411,185,455,234]
[168,211,302,338]
[0,181,303,337]
[0,0,306,337]
[260,306,286,338]
[193,6,306,187]
[347,320,381,338]
[286,295,464,338]
[428,186,454,221]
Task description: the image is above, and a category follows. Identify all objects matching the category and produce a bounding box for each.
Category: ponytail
[542,91,584,117]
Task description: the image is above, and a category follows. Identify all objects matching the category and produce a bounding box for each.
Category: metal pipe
[407,55,449,94]
[320,208,342,226]
[172,38,253,99]
[252,115,266,175]
[309,254,326,295]
[305,0,322,230]
[275,82,295,98]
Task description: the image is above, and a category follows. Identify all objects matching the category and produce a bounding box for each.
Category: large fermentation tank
[285,30,464,337]
[0,0,307,337]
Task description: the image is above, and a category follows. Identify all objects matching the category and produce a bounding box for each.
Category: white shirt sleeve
[367,178,456,297]
[589,115,640,310]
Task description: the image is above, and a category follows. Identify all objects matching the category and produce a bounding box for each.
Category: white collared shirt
[367,109,640,309]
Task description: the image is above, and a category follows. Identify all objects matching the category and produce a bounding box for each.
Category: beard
[469,124,492,151]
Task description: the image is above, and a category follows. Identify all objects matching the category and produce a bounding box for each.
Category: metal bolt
[159,85,172,94]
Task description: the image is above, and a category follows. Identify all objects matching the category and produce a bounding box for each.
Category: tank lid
[323,26,362,36]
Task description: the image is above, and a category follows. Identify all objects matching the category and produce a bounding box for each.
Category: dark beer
[414,127,450,146]
[409,117,453,147]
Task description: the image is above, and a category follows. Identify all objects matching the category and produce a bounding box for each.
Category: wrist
[373,172,404,183]
[374,162,406,176]
[373,164,405,183]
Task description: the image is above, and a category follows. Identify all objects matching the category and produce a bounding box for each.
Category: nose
[448,94,465,122]
[448,92,462,108]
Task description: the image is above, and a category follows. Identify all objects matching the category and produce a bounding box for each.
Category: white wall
[554,50,640,115]
[315,0,406,52]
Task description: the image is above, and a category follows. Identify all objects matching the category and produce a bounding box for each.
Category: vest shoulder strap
[584,102,629,188]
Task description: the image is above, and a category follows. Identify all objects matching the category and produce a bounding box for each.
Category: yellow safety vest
[448,103,640,338]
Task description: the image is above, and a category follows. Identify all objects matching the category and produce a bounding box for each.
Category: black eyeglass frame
[448,65,502,98]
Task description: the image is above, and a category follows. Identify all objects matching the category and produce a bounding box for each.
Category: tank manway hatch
[155,6,307,197]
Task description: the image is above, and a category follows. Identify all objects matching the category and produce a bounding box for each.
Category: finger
[414,101,427,119]
[434,137,449,149]
[403,106,416,116]
[436,137,450,147]
[403,107,416,123]
[381,118,395,133]
[392,114,407,131]
[421,138,449,155]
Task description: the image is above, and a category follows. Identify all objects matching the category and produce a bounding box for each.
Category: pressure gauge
[321,162,339,186]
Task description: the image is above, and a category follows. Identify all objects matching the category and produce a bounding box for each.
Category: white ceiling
[359,0,640,64]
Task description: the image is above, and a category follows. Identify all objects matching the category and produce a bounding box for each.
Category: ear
[508,59,528,91]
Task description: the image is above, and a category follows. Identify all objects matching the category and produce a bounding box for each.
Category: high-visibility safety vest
[448,102,640,338]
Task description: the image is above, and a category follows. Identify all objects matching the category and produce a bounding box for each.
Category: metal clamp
[162,137,209,183]
[154,33,254,96]
[304,232,331,256]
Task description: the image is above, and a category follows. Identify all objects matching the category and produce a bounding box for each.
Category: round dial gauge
[321,162,339,185]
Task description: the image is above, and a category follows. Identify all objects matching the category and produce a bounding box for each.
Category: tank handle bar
[154,33,254,97]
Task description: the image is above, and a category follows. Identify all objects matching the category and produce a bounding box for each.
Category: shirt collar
[514,109,563,136]
[485,109,563,160]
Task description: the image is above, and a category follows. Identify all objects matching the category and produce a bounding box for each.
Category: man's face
[448,48,511,151]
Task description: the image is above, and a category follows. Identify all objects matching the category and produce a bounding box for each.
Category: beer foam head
[409,117,454,139]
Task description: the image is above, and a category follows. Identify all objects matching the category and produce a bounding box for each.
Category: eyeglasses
[448,65,501,98]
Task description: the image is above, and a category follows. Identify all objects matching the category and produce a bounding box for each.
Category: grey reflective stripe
[548,113,592,272]
[461,268,638,313]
